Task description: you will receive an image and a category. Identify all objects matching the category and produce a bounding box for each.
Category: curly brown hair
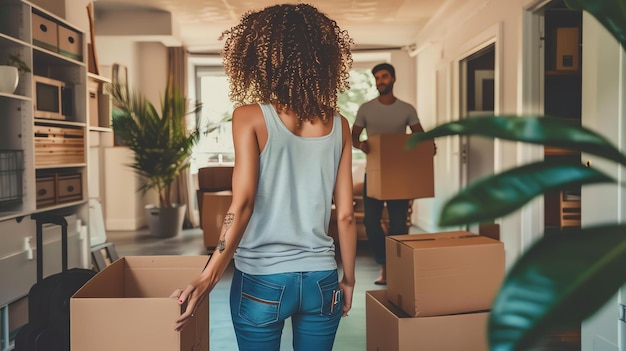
[220,3,353,125]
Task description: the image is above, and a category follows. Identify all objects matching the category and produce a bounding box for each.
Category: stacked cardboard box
[366,231,504,351]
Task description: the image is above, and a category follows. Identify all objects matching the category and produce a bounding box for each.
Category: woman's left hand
[170,276,211,331]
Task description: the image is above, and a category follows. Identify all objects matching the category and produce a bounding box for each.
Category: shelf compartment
[0,150,24,209]
[0,0,30,43]
[560,190,581,229]
[34,122,85,166]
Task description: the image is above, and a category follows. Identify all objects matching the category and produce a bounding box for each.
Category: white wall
[412,0,529,269]
[579,11,623,351]
[94,36,169,230]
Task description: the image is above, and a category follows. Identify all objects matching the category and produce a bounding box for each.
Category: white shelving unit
[0,1,105,349]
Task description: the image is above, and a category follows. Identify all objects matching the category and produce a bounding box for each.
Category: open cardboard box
[365,133,434,200]
[386,231,504,317]
[71,256,210,351]
[366,290,489,351]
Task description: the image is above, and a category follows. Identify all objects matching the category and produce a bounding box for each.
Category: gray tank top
[234,103,343,274]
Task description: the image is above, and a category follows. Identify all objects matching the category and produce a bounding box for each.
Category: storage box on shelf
[35,170,83,208]
[32,12,58,53]
[87,73,112,130]
[32,9,83,62]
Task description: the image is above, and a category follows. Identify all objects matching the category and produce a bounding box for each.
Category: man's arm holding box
[410,123,436,155]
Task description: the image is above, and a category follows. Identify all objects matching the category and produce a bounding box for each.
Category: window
[338,68,379,160]
[192,66,234,173]
[190,53,385,170]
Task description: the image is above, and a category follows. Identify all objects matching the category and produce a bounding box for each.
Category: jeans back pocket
[238,273,285,326]
[317,270,341,319]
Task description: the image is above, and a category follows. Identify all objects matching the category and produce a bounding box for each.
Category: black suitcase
[14,214,96,351]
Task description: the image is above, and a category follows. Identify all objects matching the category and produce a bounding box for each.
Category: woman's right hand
[339,279,354,317]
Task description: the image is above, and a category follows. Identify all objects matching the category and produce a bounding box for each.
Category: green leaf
[407,116,626,166]
[489,225,626,351]
[439,161,613,226]
[565,0,626,50]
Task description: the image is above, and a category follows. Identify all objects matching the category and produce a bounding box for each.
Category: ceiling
[94,0,446,53]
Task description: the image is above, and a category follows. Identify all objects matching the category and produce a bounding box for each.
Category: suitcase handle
[31,213,69,282]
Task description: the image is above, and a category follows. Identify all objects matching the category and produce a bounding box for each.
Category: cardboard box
[365,133,434,200]
[201,191,232,248]
[556,27,579,71]
[386,231,504,317]
[71,256,210,351]
[88,80,99,126]
[366,290,489,351]
[57,24,83,61]
[32,13,58,52]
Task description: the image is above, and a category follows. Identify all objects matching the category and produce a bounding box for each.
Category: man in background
[351,63,424,285]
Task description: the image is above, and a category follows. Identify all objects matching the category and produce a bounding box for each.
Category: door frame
[450,22,503,230]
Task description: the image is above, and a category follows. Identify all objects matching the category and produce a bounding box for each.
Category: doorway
[459,44,495,233]
[529,1,583,349]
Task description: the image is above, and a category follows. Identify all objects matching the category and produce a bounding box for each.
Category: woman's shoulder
[233,103,265,120]
[234,103,263,113]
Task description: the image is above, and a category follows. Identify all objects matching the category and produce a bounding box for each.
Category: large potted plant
[108,80,202,238]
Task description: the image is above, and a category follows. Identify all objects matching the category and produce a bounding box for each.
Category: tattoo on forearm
[216,212,235,253]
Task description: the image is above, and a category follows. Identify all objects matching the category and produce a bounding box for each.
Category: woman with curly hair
[172,3,357,350]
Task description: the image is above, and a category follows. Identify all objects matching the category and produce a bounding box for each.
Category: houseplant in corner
[408,0,626,350]
[108,79,202,238]
[0,52,31,94]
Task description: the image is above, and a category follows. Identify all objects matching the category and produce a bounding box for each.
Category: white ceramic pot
[0,65,18,94]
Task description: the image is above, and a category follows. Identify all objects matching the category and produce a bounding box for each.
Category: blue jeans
[363,175,410,265]
[230,268,342,351]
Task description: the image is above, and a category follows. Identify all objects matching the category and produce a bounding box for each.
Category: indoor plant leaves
[489,225,626,351]
[438,161,613,227]
[407,116,626,166]
[565,0,626,49]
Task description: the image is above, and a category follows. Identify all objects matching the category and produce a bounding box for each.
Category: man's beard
[377,83,393,95]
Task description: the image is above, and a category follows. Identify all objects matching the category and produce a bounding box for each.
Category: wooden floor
[106,226,424,350]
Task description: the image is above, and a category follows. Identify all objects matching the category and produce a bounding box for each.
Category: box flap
[73,256,127,298]
[73,256,209,298]
[389,231,501,250]
[124,256,209,297]
[124,255,208,269]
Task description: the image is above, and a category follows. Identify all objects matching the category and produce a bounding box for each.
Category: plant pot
[145,204,186,238]
[0,65,18,94]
